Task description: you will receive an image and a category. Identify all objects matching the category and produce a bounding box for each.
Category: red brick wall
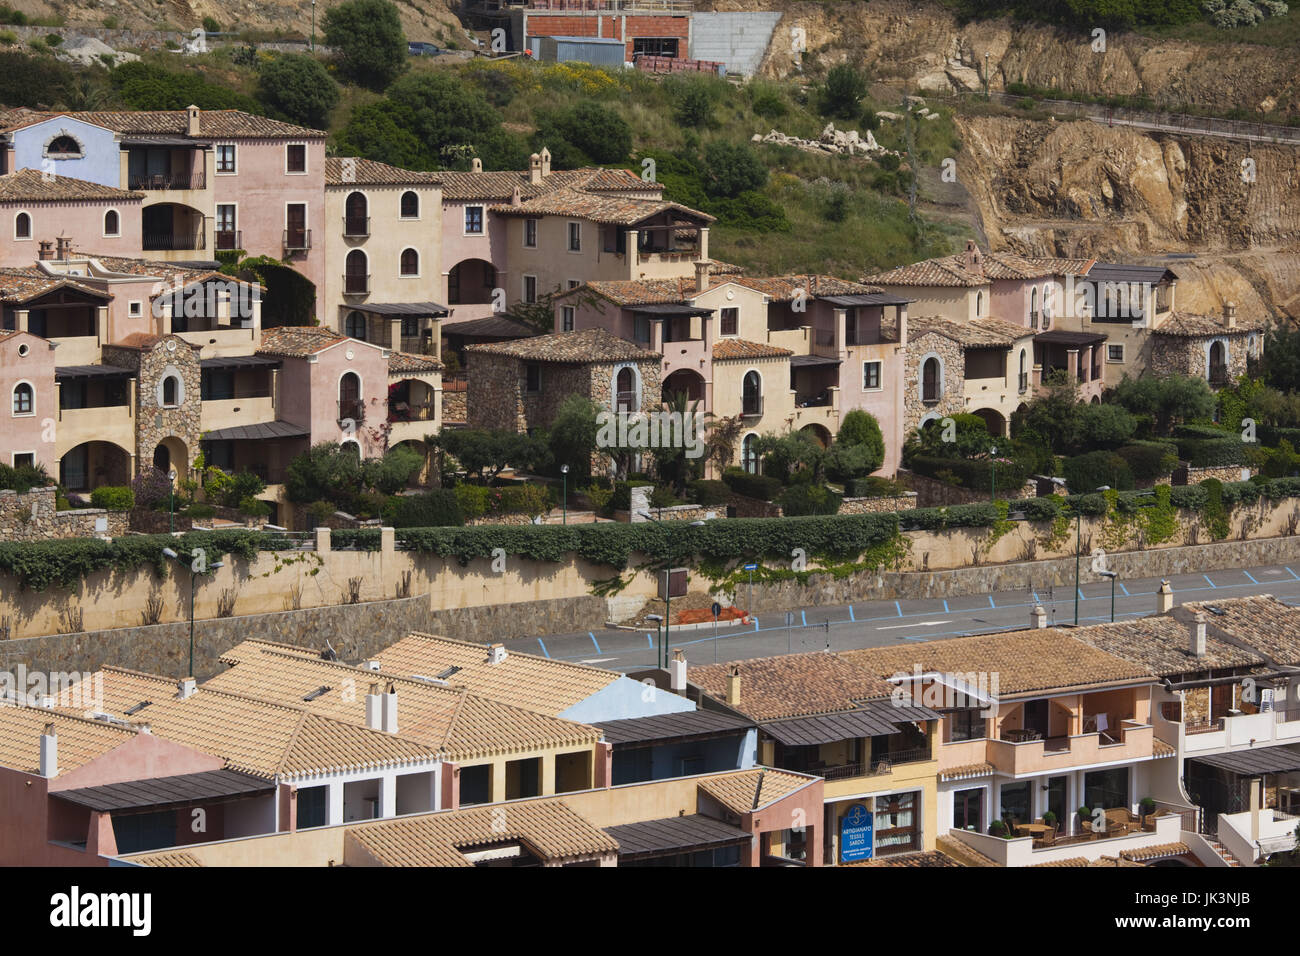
[523,14,689,58]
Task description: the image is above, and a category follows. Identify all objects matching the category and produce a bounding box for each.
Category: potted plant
[1042,810,1058,830]
[1076,806,1092,832]
[988,819,1009,839]
[1139,796,1157,830]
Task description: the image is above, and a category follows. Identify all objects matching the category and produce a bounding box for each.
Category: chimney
[669,648,687,692]
[471,157,483,173]
[186,104,201,137]
[726,665,741,706]
[177,676,196,700]
[361,660,381,672]
[1157,580,1174,614]
[510,184,522,207]
[528,152,542,185]
[964,239,982,275]
[37,240,53,261]
[1224,301,1237,329]
[55,236,71,261]
[487,643,508,665]
[39,723,57,778]
[1031,605,1047,629]
[1190,612,1208,658]
[365,682,382,731]
[897,305,908,347]
[539,146,551,177]
[694,260,711,295]
[381,682,398,734]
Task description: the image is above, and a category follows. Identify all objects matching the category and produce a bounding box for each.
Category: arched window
[1030,287,1038,326]
[104,210,120,237]
[742,434,759,474]
[1209,341,1227,385]
[742,371,762,417]
[15,212,31,239]
[12,382,33,415]
[975,291,983,316]
[615,367,636,412]
[400,248,419,277]
[344,249,367,294]
[344,311,367,341]
[339,371,362,422]
[922,357,941,403]
[161,375,179,407]
[400,191,419,218]
[1018,349,1028,392]
[341,439,362,458]
[344,192,368,236]
[45,135,82,158]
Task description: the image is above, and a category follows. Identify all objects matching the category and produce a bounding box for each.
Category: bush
[610,480,655,513]
[1115,441,1179,482]
[386,490,464,527]
[535,100,632,165]
[649,484,680,509]
[202,15,221,32]
[672,80,713,128]
[131,468,174,510]
[845,476,908,498]
[779,484,842,516]
[820,64,868,119]
[186,503,217,520]
[89,486,134,511]
[702,140,767,198]
[1019,496,1064,522]
[907,455,1032,492]
[257,54,340,128]
[721,468,784,502]
[1175,436,1250,468]
[323,0,407,90]
[1169,485,1208,510]
[0,461,52,493]
[454,484,491,520]
[687,479,730,506]
[238,497,271,518]
[1063,450,1135,493]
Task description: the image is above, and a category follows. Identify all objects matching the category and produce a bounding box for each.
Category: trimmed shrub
[386,490,464,528]
[185,503,216,520]
[907,455,1032,492]
[687,479,730,506]
[1175,436,1250,468]
[649,485,680,509]
[721,468,783,502]
[1064,493,1109,517]
[1169,485,1208,510]
[1116,441,1178,482]
[238,497,271,518]
[1063,450,1135,493]
[845,476,909,498]
[89,486,134,511]
[1019,496,1064,522]
[454,483,491,520]
[611,480,655,513]
[779,484,842,516]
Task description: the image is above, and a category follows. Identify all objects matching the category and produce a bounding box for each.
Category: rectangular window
[13,452,34,469]
[401,316,419,338]
[523,275,537,304]
[286,143,306,173]
[1107,344,1124,362]
[567,279,580,290]
[947,709,986,742]
[634,316,651,344]
[632,37,679,57]
[201,369,235,401]
[296,785,327,829]
[561,306,575,332]
[215,144,236,173]
[1083,767,1130,813]
[216,205,236,232]
[720,308,738,336]
[128,301,143,318]
[524,218,537,247]
[567,221,581,252]
[525,364,541,393]
[465,206,484,235]
[863,360,882,390]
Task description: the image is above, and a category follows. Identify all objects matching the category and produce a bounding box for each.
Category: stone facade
[902,470,1037,506]
[1148,331,1253,383]
[102,335,202,481]
[1186,464,1255,484]
[840,493,918,514]
[0,487,127,542]
[903,330,965,438]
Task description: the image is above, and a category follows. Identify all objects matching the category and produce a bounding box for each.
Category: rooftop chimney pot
[528,152,542,185]
[1224,301,1238,329]
[365,683,382,731]
[1157,580,1174,614]
[39,725,57,778]
[187,104,200,137]
[488,643,508,665]
[381,683,398,734]
[694,260,711,295]
[471,157,483,173]
[1191,612,1208,658]
[726,665,741,706]
[669,648,687,693]
[178,676,196,699]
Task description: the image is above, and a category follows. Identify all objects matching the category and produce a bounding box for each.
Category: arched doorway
[970,408,1006,437]
[800,423,832,448]
[1209,340,1228,385]
[447,259,496,306]
[60,441,131,493]
[742,370,762,417]
[662,369,705,405]
[614,367,637,412]
[151,437,188,481]
[921,357,941,403]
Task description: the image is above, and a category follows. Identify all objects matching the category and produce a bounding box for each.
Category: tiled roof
[850,850,963,867]
[1033,855,1143,867]
[939,762,995,781]
[206,642,601,761]
[0,268,110,304]
[864,250,1092,287]
[1120,842,1191,862]
[0,168,143,203]
[712,338,793,361]
[0,705,136,776]
[0,109,324,139]
[388,351,443,373]
[127,850,203,867]
[909,314,1030,348]
[1153,311,1267,336]
[708,259,745,275]
[437,165,658,201]
[841,629,1154,697]
[691,653,898,721]
[489,187,712,226]
[698,768,816,815]
[257,325,350,358]
[465,326,658,363]
[325,157,441,187]
[344,798,618,866]
[730,274,877,300]
[373,633,618,717]
[581,277,698,306]
[1177,596,1300,666]
[1153,738,1176,758]
[1068,617,1264,677]
[981,253,1095,280]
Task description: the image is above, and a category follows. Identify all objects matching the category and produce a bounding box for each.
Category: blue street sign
[840,803,874,863]
[711,601,722,619]
[743,563,758,571]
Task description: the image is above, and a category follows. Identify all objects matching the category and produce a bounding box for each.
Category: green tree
[754,431,827,484]
[363,445,424,494]
[546,395,601,480]
[286,442,365,505]
[1261,323,1300,394]
[837,410,886,459]
[535,100,632,166]
[323,0,407,91]
[1109,374,1216,437]
[673,81,713,128]
[257,54,340,129]
[820,64,868,119]
[906,412,995,460]
[702,140,767,198]
[431,428,550,483]
[334,101,427,170]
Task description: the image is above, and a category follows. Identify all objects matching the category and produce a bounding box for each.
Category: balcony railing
[129,172,207,190]
[1029,310,1040,329]
[741,395,763,417]
[215,229,242,251]
[1185,717,1225,735]
[143,232,205,251]
[388,402,436,423]
[1276,706,1300,724]
[816,747,930,779]
[343,216,370,238]
[615,390,637,412]
[338,399,365,424]
[344,273,370,295]
[284,229,312,252]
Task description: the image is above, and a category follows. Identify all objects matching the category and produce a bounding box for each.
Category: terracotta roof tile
[466,326,658,363]
[1032,855,1143,867]
[0,268,111,304]
[0,109,323,139]
[1176,596,1300,666]
[0,705,137,776]
[730,274,877,300]
[325,157,441,187]
[712,338,793,361]
[0,168,143,203]
[850,850,963,867]
[1154,311,1267,336]
[939,762,995,781]
[865,250,1091,287]
[1069,616,1264,677]
[128,850,203,867]
[257,325,350,358]
[909,314,1031,348]
[388,351,443,373]
[1120,841,1190,862]
[692,653,897,720]
[437,165,658,201]
[490,187,712,226]
[698,768,816,815]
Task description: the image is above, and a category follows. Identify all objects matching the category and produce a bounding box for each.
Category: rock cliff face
[724,0,1300,116]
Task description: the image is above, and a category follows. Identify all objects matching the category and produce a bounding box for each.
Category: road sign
[743,563,758,571]
[840,803,874,863]
[711,601,721,619]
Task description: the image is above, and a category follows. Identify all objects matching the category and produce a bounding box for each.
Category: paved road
[523,563,1300,672]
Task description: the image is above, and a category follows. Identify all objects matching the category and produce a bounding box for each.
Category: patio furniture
[1104,808,1136,835]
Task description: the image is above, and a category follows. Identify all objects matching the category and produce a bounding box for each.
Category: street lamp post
[990,445,998,501]
[1099,570,1118,622]
[311,0,316,52]
[639,511,706,667]
[561,464,569,525]
[163,548,223,680]
[1074,485,1110,626]
[168,468,178,533]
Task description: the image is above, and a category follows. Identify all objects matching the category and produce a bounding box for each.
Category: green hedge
[1116,441,1179,482]
[687,479,730,506]
[845,476,909,498]
[907,455,1032,492]
[1175,437,1250,468]
[89,486,134,511]
[1063,450,1134,493]
[779,485,842,516]
[721,469,783,502]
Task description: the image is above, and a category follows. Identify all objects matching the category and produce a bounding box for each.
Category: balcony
[817,747,930,780]
[201,396,275,433]
[987,721,1158,776]
[215,229,242,251]
[343,216,370,238]
[56,403,133,454]
[387,401,436,424]
[344,273,370,295]
[1182,704,1300,754]
[129,171,207,191]
[143,232,205,251]
[741,395,763,418]
[284,229,312,252]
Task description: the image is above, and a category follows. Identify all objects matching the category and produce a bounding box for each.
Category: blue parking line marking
[1243,570,1259,584]
[801,610,807,626]
[589,632,601,653]
[1289,567,1300,580]
[849,605,856,622]
[988,596,996,609]
[895,601,903,617]
[754,619,760,631]
[1078,588,1085,600]
[646,633,654,648]
[1204,574,1217,588]
[943,599,950,613]
[537,639,550,658]
[1119,582,1130,596]
[1032,590,1039,603]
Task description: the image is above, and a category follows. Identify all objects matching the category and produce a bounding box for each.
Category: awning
[763,701,940,747]
[821,292,913,307]
[632,304,713,317]
[55,364,133,379]
[199,355,282,370]
[1085,263,1178,284]
[789,354,841,368]
[1034,330,1108,347]
[595,710,754,748]
[604,814,750,861]
[201,420,309,442]
[52,769,273,813]
[1190,744,1300,776]
[354,302,450,317]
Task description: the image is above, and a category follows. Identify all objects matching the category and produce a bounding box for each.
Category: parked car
[407,41,442,56]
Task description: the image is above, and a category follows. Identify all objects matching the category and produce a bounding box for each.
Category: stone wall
[466,353,525,431]
[1186,464,1254,484]
[423,594,609,643]
[903,330,965,437]
[102,336,202,480]
[1148,331,1252,381]
[442,374,467,424]
[623,502,722,523]
[840,493,918,514]
[726,491,782,517]
[0,488,126,541]
[902,469,1037,506]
